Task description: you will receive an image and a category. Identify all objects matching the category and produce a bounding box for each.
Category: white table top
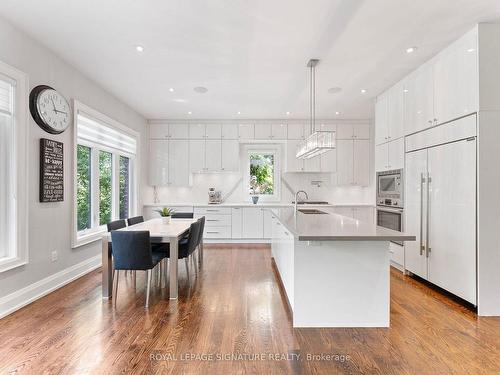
[102,218,196,240]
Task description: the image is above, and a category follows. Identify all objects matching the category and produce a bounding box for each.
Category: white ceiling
[1,0,500,120]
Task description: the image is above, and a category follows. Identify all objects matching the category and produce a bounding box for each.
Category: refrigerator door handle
[420,173,425,256]
[426,172,431,258]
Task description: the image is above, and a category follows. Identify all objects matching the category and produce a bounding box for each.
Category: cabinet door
[189,123,206,139]
[336,140,354,185]
[317,122,336,132]
[375,93,388,144]
[427,138,476,304]
[304,155,321,172]
[238,123,254,140]
[262,209,273,238]
[320,149,337,172]
[375,143,389,172]
[189,139,205,172]
[409,63,435,133]
[231,208,242,239]
[205,140,222,171]
[255,123,272,139]
[404,148,428,279]
[272,122,287,139]
[242,208,264,238]
[221,124,238,139]
[353,124,370,140]
[388,137,404,170]
[149,140,169,185]
[287,123,304,140]
[286,140,304,172]
[353,140,370,186]
[168,140,189,185]
[336,124,353,140]
[434,29,478,125]
[390,242,404,267]
[149,124,170,139]
[205,124,222,139]
[387,82,404,140]
[168,123,189,139]
[221,140,239,171]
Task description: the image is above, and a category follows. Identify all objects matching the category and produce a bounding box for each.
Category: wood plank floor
[1,245,500,375]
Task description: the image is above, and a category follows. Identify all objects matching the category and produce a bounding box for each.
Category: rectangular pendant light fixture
[296,59,336,160]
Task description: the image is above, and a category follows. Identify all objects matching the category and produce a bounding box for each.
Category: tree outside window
[249,153,274,195]
[76,145,91,231]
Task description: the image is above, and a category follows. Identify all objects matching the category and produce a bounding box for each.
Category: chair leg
[133,271,136,287]
[185,258,190,284]
[158,263,162,287]
[145,269,152,308]
[113,270,119,307]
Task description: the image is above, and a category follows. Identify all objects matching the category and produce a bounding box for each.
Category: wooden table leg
[169,237,178,299]
[102,237,112,299]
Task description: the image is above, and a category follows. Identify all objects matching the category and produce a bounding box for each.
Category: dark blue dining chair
[107,219,127,232]
[110,230,167,307]
[127,216,144,226]
[172,212,194,219]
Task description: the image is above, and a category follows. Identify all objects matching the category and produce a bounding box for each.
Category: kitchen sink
[292,201,329,205]
[297,209,328,214]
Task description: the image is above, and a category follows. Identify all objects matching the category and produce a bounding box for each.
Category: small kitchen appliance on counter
[208,188,222,204]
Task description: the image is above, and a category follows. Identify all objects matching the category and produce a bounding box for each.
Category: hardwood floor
[1,245,500,374]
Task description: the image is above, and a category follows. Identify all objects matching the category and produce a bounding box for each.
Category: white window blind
[77,113,137,155]
[0,74,14,116]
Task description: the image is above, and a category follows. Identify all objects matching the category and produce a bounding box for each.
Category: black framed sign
[40,138,64,202]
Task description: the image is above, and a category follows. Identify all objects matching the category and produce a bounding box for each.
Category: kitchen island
[270,207,414,328]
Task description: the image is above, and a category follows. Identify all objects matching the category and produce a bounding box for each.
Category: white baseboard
[0,255,101,319]
[204,239,271,244]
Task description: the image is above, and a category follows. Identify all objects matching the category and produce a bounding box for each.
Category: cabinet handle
[233,208,240,210]
[277,222,281,226]
[206,209,219,212]
[207,231,219,234]
[428,120,433,124]
[420,173,425,256]
[207,219,219,222]
[284,231,289,235]
[426,172,432,258]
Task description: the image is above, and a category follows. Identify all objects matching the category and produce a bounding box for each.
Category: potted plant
[155,207,175,224]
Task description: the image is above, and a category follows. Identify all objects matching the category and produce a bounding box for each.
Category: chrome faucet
[294,190,309,213]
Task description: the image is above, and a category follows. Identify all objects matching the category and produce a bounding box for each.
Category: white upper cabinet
[149,140,169,185]
[337,123,370,140]
[320,149,336,173]
[189,139,205,173]
[221,140,239,171]
[238,123,254,140]
[388,137,404,170]
[205,140,222,171]
[168,123,189,139]
[287,123,305,140]
[387,82,404,140]
[149,123,188,139]
[221,123,238,139]
[205,124,222,139]
[254,123,272,139]
[285,140,304,172]
[168,140,190,185]
[272,122,288,139]
[189,123,206,139]
[304,155,321,172]
[337,140,369,186]
[375,93,389,145]
[375,143,389,172]
[336,140,354,185]
[433,28,478,125]
[335,124,353,140]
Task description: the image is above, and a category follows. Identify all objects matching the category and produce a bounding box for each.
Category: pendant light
[296,59,336,159]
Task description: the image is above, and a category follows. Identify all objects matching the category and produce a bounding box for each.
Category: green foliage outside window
[119,156,130,219]
[249,154,274,195]
[99,151,113,226]
[76,145,91,231]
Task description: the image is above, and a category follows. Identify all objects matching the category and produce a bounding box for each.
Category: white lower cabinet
[242,207,264,238]
[271,214,295,308]
[263,209,273,238]
[389,242,404,269]
[231,208,242,239]
[195,207,232,239]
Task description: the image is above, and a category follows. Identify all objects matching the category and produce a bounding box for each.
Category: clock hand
[54,109,68,115]
[50,98,57,112]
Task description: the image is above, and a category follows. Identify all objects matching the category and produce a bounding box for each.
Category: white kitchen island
[270,207,415,328]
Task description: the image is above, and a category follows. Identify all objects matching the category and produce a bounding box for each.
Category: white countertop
[143,202,375,208]
[272,207,415,242]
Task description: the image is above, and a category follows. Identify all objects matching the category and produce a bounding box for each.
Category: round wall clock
[29,85,71,134]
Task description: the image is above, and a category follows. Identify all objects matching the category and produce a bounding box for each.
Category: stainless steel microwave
[376,169,403,208]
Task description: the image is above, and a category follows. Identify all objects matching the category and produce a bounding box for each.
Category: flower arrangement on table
[155,207,176,224]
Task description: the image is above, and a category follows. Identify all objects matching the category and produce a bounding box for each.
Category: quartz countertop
[271,207,415,242]
[143,202,375,208]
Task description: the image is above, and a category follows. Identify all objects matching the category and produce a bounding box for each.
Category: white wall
[0,16,147,301]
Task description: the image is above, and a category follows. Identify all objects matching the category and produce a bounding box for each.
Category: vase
[251,196,259,205]
[162,216,171,224]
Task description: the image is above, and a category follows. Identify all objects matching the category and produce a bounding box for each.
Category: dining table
[101,218,197,300]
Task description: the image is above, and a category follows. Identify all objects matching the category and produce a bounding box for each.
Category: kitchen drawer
[204,226,232,239]
[390,242,404,266]
[200,214,231,226]
[194,207,232,215]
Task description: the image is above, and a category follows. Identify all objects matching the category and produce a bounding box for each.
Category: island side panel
[293,240,390,328]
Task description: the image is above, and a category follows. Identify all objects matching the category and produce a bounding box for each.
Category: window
[245,146,281,202]
[0,61,28,273]
[73,101,138,247]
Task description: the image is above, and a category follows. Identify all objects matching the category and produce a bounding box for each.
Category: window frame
[72,100,139,248]
[0,61,29,273]
[243,145,281,203]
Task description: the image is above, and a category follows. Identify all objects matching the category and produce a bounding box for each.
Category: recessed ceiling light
[286,111,291,115]
[406,46,417,54]
[135,45,144,52]
[187,111,192,115]
[172,98,187,103]
[237,111,241,115]
[328,87,342,94]
[361,89,367,94]
[467,48,475,53]
[335,111,341,115]
[403,89,409,93]
[194,86,208,94]
[168,88,174,92]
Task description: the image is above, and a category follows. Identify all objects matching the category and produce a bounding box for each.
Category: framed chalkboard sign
[40,138,64,202]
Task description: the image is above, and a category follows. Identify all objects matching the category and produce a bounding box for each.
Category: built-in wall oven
[376,169,404,245]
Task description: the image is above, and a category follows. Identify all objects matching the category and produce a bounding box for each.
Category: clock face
[35,88,71,134]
